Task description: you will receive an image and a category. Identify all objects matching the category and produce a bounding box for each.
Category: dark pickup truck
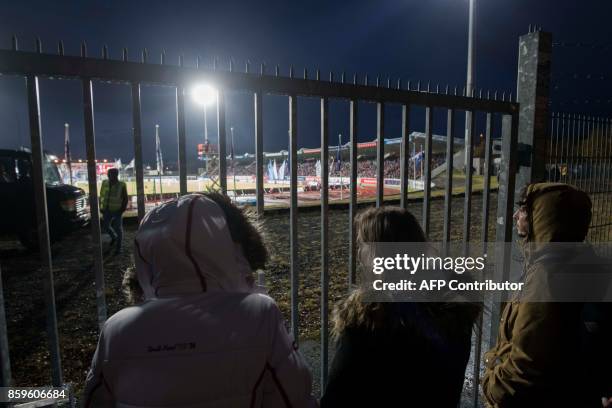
[0,149,90,249]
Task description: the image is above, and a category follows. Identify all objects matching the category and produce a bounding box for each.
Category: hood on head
[524,182,592,243]
[134,194,254,299]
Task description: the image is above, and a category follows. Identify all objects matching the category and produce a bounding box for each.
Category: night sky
[1,0,611,168]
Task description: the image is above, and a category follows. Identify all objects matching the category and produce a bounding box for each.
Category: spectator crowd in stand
[223,154,447,180]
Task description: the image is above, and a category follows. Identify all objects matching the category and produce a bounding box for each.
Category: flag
[336,134,342,171]
[268,160,275,181]
[287,157,291,179]
[414,150,423,168]
[278,160,286,180]
[125,158,135,170]
[315,159,321,177]
[272,159,278,180]
[155,125,164,175]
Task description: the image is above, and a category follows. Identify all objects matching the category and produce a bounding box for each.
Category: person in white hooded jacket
[82,193,317,408]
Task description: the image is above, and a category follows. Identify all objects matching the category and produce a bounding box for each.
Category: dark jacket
[321,291,480,407]
[481,182,610,407]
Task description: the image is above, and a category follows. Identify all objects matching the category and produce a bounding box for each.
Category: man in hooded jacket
[82,193,316,408]
[482,182,612,407]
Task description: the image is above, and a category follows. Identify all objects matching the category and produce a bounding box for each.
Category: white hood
[134,194,254,298]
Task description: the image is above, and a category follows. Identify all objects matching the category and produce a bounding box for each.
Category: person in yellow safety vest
[100,168,128,255]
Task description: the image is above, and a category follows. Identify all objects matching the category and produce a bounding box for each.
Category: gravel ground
[1,190,498,405]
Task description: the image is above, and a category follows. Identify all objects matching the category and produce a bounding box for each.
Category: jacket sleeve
[82,326,115,407]
[99,181,106,210]
[262,304,317,408]
[481,302,576,407]
[120,183,128,213]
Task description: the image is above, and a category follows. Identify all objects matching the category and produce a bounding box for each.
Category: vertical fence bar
[490,112,519,348]
[606,119,612,244]
[289,95,299,343]
[0,265,11,387]
[320,97,329,391]
[587,117,596,195]
[400,104,410,209]
[462,110,475,253]
[589,117,598,235]
[580,115,591,191]
[579,115,586,189]
[568,114,577,185]
[604,119,608,238]
[131,83,145,221]
[598,117,606,237]
[602,119,608,242]
[557,112,564,183]
[481,113,494,249]
[565,114,574,184]
[605,119,612,244]
[26,75,63,386]
[560,114,567,182]
[254,92,264,217]
[554,112,560,179]
[472,112,493,408]
[348,100,358,287]
[422,107,433,236]
[547,113,555,180]
[82,79,108,333]
[600,118,608,238]
[376,102,384,207]
[594,117,604,240]
[443,109,455,246]
[573,115,581,189]
[578,115,587,191]
[176,86,188,195]
[217,90,227,194]
[588,117,595,238]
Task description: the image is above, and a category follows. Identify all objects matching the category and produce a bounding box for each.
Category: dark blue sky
[1,0,611,167]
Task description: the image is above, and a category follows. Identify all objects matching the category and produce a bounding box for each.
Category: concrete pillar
[516,29,552,187]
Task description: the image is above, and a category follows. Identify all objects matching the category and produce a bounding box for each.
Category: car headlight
[60,199,76,212]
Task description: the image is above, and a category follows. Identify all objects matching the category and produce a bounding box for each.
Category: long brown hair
[332,206,480,338]
[356,205,426,243]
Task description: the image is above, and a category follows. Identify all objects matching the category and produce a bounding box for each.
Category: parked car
[0,148,90,249]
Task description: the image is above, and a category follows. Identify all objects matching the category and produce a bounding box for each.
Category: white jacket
[83,195,316,408]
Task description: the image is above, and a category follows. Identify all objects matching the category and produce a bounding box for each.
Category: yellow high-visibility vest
[100,180,126,212]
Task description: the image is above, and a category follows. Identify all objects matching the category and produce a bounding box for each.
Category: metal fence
[546,113,612,243]
[0,36,520,405]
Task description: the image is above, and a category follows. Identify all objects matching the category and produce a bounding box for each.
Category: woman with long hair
[321,206,481,407]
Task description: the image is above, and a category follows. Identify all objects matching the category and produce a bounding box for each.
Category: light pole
[191,84,218,175]
[464,0,475,172]
[204,105,208,173]
[230,126,237,201]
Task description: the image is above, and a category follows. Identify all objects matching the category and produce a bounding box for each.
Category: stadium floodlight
[191,83,218,107]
